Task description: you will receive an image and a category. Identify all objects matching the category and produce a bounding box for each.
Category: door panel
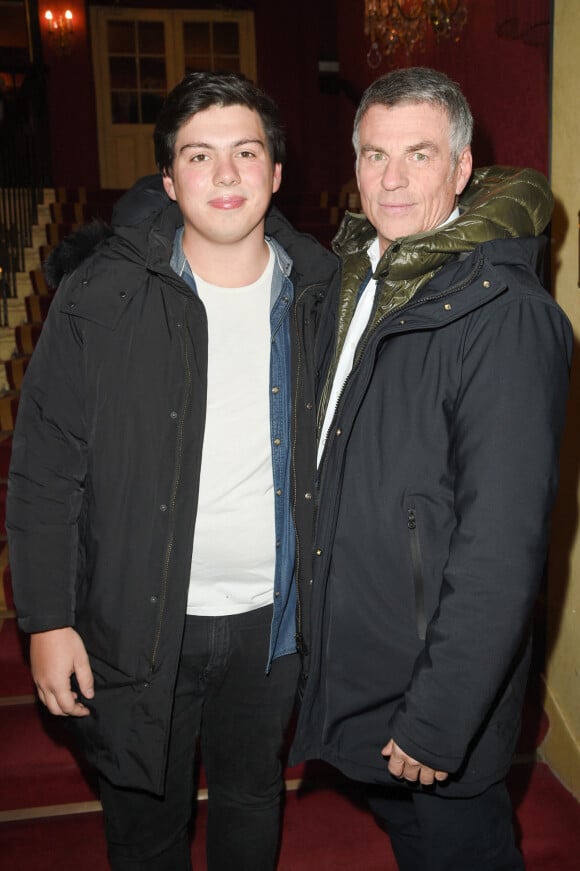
[91,7,256,189]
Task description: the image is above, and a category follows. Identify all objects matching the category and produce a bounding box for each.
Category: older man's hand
[382,739,449,786]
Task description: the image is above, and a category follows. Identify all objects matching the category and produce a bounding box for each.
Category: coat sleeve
[389,288,573,774]
[6,285,88,634]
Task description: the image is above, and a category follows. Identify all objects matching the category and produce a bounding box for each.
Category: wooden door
[90,7,256,189]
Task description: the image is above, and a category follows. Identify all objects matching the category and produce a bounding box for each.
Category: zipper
[292,280,326,654]
[150,303,193,673]
[407,508,427,641]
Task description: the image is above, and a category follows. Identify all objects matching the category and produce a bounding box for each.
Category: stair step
[3,356,30,392]
[0,617,34,697]
[15,322,42,356]
[0,703,99,812]
[30,267,54,296]
[0,392,20,432]
[0,328,17,364]
[25,294,54,324]
[1,544,15,611]
[4,298,27,328]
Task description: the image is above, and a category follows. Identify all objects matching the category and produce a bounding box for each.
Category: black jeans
[98,605,300,871]
[367,779,525,871]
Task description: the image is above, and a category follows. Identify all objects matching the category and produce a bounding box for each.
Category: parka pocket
[407,507,427,641]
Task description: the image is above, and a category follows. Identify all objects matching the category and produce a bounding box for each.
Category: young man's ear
[162,172,177,202]
[272,163,282,195]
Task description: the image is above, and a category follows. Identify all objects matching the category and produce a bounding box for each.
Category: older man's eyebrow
[405,139,440,153]
[361,139,440,154]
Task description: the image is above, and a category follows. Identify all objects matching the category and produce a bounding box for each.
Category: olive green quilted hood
[319,166,553,430]
[333,165,553,279]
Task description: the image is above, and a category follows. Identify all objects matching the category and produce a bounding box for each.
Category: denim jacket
[171,230,296,668]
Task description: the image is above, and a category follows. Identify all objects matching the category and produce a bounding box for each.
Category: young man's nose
[214,156,241,185]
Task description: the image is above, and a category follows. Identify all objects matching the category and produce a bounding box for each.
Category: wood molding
[539,677,580,800]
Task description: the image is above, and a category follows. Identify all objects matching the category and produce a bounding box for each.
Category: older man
[291,67,572,870]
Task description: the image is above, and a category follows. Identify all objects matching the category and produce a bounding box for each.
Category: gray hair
[352,67,473,165]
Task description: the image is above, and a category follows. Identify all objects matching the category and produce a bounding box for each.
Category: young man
[7,72,337,870]
[290,67,572,870]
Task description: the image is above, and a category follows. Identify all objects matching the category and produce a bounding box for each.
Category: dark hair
[154,71,286,175]
[353,67,473,165]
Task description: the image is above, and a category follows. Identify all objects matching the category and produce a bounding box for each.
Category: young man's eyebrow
[179,138,266,154]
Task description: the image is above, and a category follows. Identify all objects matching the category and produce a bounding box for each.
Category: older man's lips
[380,203,413,211]
[209,195,245,209]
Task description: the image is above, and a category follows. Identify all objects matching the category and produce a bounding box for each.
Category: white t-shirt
[187,246,276,615]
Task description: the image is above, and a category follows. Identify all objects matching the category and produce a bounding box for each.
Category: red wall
[40,1,100,190]
[333,0,551,183]
[42,0,551,195]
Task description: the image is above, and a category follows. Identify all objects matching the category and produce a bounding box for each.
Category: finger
[387,756,405,778]
[435,771,449,782]
[419,767,436,786]
[54,688,92,717]
[74,660,95,700]
[381,739,394,757]
[42,689,72,717]
[49,692,91,717]
[402,762,421,782]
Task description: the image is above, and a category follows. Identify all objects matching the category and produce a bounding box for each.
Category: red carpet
[0,763,578,870]
[0,617,35,696]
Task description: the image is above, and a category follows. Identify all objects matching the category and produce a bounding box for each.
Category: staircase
[0,188,124,828]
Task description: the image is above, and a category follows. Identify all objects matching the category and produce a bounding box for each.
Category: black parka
[6,200,339,793]
[290,168,573,796]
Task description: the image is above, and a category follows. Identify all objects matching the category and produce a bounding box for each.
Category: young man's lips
[208,195,245,209]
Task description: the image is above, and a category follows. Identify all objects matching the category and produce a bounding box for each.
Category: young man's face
[163,103,282,248]
[356,101,472,256]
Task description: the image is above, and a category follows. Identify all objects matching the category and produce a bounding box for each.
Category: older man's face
[356,102,472,256]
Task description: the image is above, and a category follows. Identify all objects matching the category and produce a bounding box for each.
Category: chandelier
[364,1,468,67]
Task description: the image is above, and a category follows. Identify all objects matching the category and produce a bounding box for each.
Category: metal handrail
[0,64,50,327]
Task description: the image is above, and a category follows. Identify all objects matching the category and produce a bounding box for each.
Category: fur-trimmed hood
[44,220,114,289]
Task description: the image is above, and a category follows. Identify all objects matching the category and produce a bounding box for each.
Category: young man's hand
[30,627,94,717]
[382,739,448,786]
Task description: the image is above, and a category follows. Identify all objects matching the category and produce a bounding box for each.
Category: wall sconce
[44,9,74,54]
